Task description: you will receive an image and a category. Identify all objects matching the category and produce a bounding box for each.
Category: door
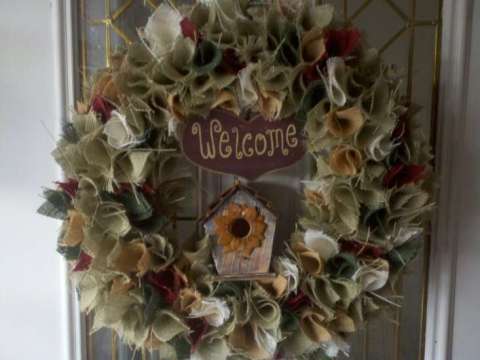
[67,1,442,359]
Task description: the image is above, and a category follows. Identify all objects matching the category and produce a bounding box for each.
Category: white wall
[0,1,67,359]
[451,1,480,359]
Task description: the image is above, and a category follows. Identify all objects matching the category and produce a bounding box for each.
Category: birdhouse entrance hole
[230,218,251,238]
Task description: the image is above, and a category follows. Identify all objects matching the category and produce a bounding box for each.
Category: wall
[451,1,480,359]
[0,1,68,360]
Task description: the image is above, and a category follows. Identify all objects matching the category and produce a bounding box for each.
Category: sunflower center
[230,218,251,238]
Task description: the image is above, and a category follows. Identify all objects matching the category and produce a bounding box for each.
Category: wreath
[39,1,433,359]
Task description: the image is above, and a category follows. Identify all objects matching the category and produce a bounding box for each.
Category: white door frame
[53,1,86,360]
[53,0,475,359]
[424,0,475,359]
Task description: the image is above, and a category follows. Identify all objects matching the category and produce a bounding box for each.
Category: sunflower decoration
[214,203,267,256]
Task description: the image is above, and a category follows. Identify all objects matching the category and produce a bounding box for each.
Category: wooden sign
[181,109,305,180]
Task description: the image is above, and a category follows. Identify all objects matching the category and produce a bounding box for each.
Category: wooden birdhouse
[201,182,277,281]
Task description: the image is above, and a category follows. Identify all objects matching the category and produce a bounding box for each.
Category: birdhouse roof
[200,182,276,224]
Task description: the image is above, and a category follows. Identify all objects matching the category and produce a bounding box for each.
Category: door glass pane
[73,1,441,359]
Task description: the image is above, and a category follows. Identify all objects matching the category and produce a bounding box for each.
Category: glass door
[71,1,442,359]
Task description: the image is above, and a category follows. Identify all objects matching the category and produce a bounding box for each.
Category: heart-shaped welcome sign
[181,109,305,180]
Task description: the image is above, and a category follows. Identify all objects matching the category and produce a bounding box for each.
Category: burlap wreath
[39,1,433,359]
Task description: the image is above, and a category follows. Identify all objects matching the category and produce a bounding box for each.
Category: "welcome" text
[191,119,299,160]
